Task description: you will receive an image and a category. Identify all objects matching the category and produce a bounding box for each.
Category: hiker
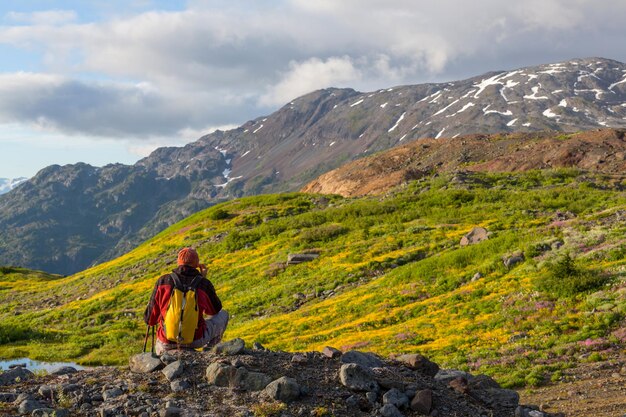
[144,247,228,355]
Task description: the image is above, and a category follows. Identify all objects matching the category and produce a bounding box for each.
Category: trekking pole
[143,325,151,353]
[151,325,155,354]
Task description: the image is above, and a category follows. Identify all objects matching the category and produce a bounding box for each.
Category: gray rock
[366,391,378,404]
[410,389,432,414]
[160,353,178,365]
[38,385,55,399]
[322,346,342,359]
[32,409,70,417]
[159,407,183,417]
[383,388,409,409]
[291,353,308,364]
[162,361,184,382]
[471,272,483,281]
[252,342,266,351]
[234,367,272,391]
[170,379,190,393]
[503,254,525,268]
[264,376,301,402]
[0,367,34,385]
[50,366,77,376]
[379,403,405,417]
[395,354,439,377]
[341,350,384,368]
[212,338,245,355]
[129,353,164,373]
[18,400,45,414]
[339,363,379,392]
[346,395,360,408]
[206,362,237,387]
[287,253,319,264]
[434,369,473,384]
[460,227,489,246]
[102,388,123,401]
[0,392,17,402]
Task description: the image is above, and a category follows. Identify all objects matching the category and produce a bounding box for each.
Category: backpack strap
[169,273,184,290]
[189,275,204,291]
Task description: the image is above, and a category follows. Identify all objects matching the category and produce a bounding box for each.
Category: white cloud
[0,0,623,143]
[259,56,361,106]
[4,10,77,26]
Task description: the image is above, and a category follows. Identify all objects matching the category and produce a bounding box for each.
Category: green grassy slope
[1,169,625,387]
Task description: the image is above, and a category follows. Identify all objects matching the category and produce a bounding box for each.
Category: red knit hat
[177,247,199,268]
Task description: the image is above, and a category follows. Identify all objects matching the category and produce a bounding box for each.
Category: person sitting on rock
[144,247,228,355]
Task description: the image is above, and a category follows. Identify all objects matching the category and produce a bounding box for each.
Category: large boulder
[234,368,272,391]
[339,363,379,392]
[460,227,489,246]
[162,361,184,382]
[129,353,163,373]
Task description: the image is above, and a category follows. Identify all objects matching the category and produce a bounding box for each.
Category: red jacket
[144,265,222,344]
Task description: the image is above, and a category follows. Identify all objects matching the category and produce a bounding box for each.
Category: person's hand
[199,263,207,277]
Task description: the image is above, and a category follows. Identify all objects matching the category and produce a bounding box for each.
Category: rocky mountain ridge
[2,57,626,274]
[302,129,626,197]
[0,339,558,417]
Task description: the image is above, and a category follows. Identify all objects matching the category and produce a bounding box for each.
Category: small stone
[129,353,164,373]
[234,368,272,391]
[252,342,266,351]
[448,377,469,394]
[50,366,78,376]
[292,353,308,364]
[322,346,342,359]
[383,388,409,409]
[162,361,184,382]
[206,362,237,387]
[339,363,379,392]
[434,369,473,384]
[528,411,546,417]
[38,385,55,399]
[264,377,301,402]
[159,407,183,417]
[503,254,525,269]
[170,380,190,393]
[471,272,483,281]
[345,395,360,408]
[340,351,384,368]
[32,409,70,417]
[160,353,178,365]
[102,387,123,401]
[411,389,432,414]
[0,393,17,402]
[212,338,245,355]
[395,354,439,377]
[18,400,45,414]
[379,403,405,417]
[366,391,378,404]
[0,367,34,385]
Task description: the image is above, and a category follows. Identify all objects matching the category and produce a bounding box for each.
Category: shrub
[536,254,607,297]
[299,224,348,244]
[208,208,229,220]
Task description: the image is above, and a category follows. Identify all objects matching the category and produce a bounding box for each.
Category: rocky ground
[0,339,557,417]
[520,353,626,417]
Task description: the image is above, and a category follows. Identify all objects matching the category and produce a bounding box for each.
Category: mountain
[302,129,626,197]
[2,57,626,274]
[1,169,624,403]
[0,177,27,195]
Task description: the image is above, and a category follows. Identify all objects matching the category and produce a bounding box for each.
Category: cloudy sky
[1,0,625,178]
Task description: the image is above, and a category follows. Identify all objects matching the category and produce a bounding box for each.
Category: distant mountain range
[0,178,27,195]
[1,57,626,275]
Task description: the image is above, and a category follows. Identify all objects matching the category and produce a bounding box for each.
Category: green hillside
[1,169,624,388]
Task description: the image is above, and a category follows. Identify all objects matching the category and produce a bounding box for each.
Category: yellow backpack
[162,273,203,344]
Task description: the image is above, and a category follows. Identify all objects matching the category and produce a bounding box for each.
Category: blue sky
[0,0,625,179]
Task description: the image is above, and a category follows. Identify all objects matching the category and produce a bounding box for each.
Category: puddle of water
[0,358,85,373]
